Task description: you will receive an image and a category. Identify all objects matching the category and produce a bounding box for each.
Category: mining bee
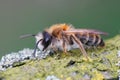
[20,23,107,59]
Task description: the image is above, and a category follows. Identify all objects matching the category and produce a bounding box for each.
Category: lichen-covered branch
[0,35,120,80]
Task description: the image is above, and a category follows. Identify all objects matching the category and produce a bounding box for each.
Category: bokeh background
[0,0,120,58]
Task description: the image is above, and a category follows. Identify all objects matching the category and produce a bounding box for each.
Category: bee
[20,23,107,59]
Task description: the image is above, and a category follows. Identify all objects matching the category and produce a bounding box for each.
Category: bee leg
[71,34,89,60]
[62,36,70,55]
[63,40,67,53]
[51,43,58,53]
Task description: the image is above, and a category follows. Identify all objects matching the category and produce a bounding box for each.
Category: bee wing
[64,29,108,35]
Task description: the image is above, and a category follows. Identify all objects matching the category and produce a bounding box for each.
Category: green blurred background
[0,0,120,58]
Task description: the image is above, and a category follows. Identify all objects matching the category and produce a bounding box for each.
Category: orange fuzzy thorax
[46,23,72,39]
[48,24,71,32]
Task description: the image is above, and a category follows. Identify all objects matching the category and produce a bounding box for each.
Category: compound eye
[42,31,52,51]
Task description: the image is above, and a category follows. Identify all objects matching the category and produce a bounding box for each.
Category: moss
[0,35,120,80]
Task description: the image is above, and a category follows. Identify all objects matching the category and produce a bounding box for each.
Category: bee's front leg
[51,38,59,53]
[51,43,58,53]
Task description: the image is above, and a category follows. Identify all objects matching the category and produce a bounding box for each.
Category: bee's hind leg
[71,34,89,60]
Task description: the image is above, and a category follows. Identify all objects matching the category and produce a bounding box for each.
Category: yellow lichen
[66,77,73,80]
[91,70,104,80]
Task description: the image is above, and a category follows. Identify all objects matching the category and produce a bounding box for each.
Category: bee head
[42,31,52,51]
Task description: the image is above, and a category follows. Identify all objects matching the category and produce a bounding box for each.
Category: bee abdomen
[75,33,105,47]
[98,38,105,47]
[93,35,105,47]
